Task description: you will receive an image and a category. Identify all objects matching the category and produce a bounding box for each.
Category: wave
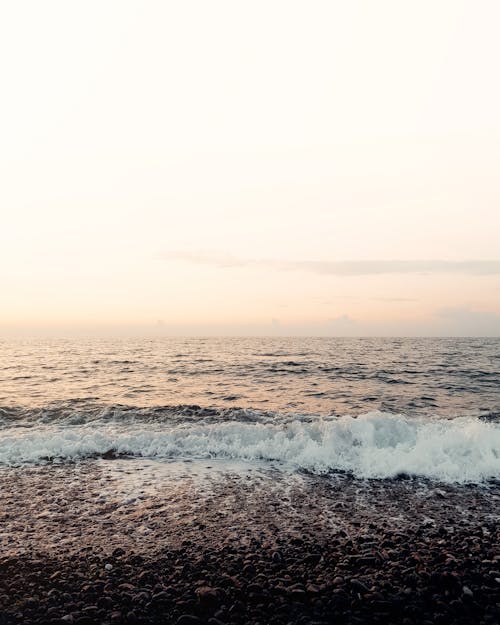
[0,410,498,484]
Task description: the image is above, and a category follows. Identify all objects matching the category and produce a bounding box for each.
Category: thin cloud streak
[4,306,499,337]
[161,252,500,276]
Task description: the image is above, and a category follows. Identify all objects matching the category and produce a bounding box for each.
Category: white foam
[0,412,499,484]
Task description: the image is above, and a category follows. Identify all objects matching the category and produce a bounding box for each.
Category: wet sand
[0,460,499,624]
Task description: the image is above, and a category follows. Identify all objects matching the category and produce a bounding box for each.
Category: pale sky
[1,0,500,336]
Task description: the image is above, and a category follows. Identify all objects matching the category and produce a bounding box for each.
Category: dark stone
[112,548,126,558]
[350,579,370,593]
[176,617,203,625]
[196,585,222,604]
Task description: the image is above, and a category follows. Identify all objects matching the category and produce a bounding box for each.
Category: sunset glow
[1,0,500,335]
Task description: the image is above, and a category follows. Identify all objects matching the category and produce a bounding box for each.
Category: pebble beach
[0,460,499,625]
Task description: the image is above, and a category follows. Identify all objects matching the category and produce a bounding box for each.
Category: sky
[1,0,499,336]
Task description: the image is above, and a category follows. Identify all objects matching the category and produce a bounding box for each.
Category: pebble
[351,579,370,593]
[176,616,203,625]
[272,551,283,563]
[0,471,498,625]
[195,585,221,603]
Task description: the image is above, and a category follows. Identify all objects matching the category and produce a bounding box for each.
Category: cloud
[371,297,418,302]
[435,307,500,335]
[160,251,248,268]
[3,307,500,337]
[326,314,358,330]
[277,260,500,276]
[161,251,500,276]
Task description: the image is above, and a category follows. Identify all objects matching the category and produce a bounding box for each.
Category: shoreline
[0,461,499,624]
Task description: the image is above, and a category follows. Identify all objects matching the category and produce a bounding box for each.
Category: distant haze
[1,1,499,336]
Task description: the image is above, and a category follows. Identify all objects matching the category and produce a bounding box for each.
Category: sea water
[0,337,499,484]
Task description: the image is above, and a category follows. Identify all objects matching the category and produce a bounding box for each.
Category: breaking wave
[0,410,499,484]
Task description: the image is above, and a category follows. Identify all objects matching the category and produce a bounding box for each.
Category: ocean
[0,337,499,624]
[0,337,499,482]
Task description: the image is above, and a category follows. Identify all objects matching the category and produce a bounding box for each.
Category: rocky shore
[0,461,498,625]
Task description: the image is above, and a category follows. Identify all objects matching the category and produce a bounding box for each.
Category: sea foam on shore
[1,411,498,483]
